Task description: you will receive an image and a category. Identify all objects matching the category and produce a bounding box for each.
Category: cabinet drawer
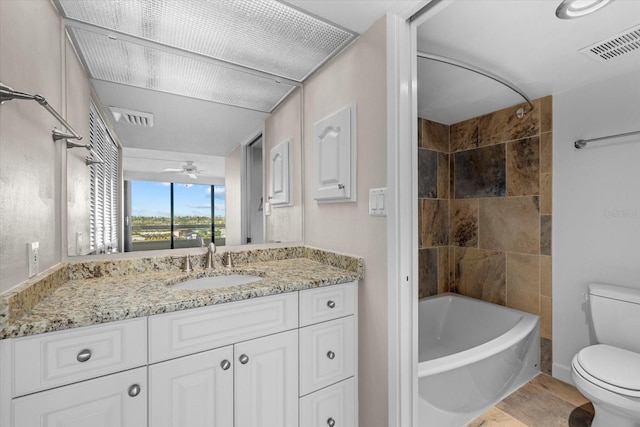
[299,316,355,396]
[149,292,298,363]
[13,366,147,427]
[13,317,147,397]
[300,378,356,427]
[299,282,355,327]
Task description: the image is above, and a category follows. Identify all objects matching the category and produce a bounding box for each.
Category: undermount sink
[171,274,262,290]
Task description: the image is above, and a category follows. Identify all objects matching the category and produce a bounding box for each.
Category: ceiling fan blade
[187,173,198,179]
[162,168,183,172]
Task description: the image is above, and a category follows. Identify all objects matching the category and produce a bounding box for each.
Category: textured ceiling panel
[70,28,295,112]
[57,0,356,81]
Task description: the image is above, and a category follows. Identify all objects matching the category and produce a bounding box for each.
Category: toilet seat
[573,344,640,398]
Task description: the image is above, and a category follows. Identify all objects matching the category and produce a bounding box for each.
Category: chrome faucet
[184,254,192,273]
[206,242,216,269]
[222,251,234,268]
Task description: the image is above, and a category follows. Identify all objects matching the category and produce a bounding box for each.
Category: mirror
[66,81,303,256]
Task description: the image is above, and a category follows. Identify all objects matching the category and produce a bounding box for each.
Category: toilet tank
[589,283,640,353]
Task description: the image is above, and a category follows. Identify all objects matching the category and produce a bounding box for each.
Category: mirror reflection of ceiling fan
[162,161,212,179]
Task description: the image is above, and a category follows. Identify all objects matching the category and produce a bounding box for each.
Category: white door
[13,367,146,427]
[149,346,234,427]
[235,329,298,427]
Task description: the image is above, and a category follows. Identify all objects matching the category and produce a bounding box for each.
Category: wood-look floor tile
[530,375,594,413]
[466,407,528,427]
[497,382,593,427]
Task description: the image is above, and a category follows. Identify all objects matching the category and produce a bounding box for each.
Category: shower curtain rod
[574,129,640,149]
[0,81,83,141]
[417,52,534,118]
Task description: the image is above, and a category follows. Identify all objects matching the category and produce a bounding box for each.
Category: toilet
[571,283,640,427]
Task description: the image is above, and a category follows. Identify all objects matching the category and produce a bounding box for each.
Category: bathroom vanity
[0,247,361,427]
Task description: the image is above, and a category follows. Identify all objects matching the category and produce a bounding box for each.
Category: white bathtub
[418,293,540,426]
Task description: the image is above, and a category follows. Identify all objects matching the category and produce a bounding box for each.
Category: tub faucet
[206,242,216,269]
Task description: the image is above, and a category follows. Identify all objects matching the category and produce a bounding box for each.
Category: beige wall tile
[541,295,552,339]
[507,253,540,314]
[450,117,479,152]
[507,137,540,196]
[540,132,553,174]
[540,173,552,215]
[419,199,449,247]
[438,246,450,293]
[450,198,479,247]
[419,248,438,299]
[453,247,506,305]
[437,152,449,198]
[540,256,552,297]
[417,117,423,148]
[423,118,449,152]
[478,99,540,147]
[479,196,540,254]
[540,95,553,134]
[540,215,552,256]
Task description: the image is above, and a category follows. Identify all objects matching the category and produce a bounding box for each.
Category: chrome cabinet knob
[239,354,249,364]
[327,300,336,309]
[220,359,231,370]
[128,384,141,397]
[76,349,92,363]
[327,351,335,360]
[327,417,336,427]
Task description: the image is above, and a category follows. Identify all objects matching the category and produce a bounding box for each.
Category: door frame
[240,130,265,245]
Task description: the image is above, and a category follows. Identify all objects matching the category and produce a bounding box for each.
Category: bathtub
[418,293,540,426]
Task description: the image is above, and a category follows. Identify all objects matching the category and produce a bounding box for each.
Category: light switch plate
[27,241,39,278]
[369,187,387,217]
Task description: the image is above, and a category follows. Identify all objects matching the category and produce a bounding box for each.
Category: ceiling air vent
[109,107,154,127]
[580,24,640,63]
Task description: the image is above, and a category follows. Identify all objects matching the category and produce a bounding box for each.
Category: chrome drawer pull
[76,349,92,363]
[327,300,336,309]
[239,354,249,364]
[220,359,231,370]
[327,417,336,427]
[327,351,336,360]
[128,384,141,397]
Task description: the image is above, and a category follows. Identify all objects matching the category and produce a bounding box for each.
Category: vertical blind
[89,100,120,253]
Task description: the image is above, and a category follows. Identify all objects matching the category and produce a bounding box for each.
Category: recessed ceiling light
[556,0,614,19]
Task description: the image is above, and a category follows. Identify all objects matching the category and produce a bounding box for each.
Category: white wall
[303,17,388,427]
[264,89,303,243]
[0,0,76,292]
[224,145,242,246]
[553,69,640,382]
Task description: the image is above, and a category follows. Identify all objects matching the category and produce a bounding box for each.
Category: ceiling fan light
[556,0,614,19]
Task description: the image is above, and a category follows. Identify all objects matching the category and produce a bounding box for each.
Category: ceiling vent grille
[109,107,154,127]
[580,24,640,62]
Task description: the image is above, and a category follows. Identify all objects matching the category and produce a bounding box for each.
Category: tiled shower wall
[418,96,552,372]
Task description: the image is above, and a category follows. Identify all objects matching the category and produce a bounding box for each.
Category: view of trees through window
[130,181,225,251]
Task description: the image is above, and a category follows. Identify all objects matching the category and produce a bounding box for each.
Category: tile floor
[467,374,595,426]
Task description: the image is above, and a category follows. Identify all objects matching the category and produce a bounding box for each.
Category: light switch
[369,187,387,217]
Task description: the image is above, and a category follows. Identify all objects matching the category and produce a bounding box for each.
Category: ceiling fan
[162,161,210,179]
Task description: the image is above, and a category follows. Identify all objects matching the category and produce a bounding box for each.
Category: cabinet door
[235,329,298,427]
[313,103,356,202]
[300,378,356,427]
[149,346,234,427]
[269,139,291,206]
[13,366,146,427]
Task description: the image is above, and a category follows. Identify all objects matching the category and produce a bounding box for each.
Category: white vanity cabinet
[1,281,358,427]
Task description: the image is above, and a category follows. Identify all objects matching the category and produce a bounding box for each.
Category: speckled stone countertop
[0,247,363,339]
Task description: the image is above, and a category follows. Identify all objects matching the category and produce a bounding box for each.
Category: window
[89,101,120,253]
[129,181,225,251]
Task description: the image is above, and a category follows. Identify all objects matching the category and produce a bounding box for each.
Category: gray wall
[0,0,92,292]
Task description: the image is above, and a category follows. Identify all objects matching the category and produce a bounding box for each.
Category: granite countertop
[1,254,362,340]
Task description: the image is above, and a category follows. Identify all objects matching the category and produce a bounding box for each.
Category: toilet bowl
[571,344,640,427]
[570,283,640,427]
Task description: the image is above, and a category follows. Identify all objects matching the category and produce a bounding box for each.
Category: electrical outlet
[76,232,83,255]
[28,241,39,278]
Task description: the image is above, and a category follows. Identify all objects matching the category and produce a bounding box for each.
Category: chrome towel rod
[574,130,640,149]
[0,81,82,141]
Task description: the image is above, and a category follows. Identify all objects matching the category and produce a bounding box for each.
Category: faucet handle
[209,242,216,253]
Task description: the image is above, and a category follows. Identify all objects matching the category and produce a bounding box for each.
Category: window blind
[89,100,120,253]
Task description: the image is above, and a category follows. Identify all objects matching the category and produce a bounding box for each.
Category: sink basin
[171,274,262,290]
